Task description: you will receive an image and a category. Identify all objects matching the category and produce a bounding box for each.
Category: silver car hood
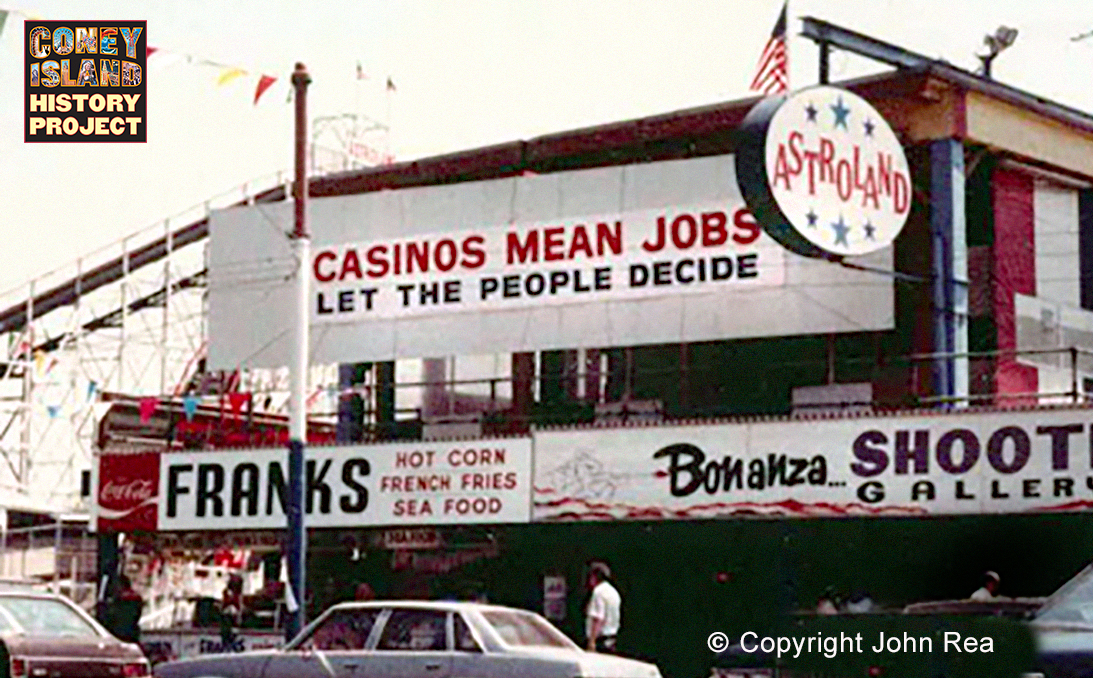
[502,646,660,678]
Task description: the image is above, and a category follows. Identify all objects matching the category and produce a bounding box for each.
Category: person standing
[585,561,621,653]
[107,575,144,644]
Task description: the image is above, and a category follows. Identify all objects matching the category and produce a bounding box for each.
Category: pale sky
[1,0,1091,296]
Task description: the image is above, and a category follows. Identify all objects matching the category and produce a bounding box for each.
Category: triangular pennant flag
[217,67,246,86]
[356,62,367,80]
[228,392,250,419]
[87,381,98,401]
[33,350,45,373]
[46,358,58,374]
[139,397,159,423]
[254,75,276,104]
[0,11,8,39]
[183,395,199,421]
[46,405,60,419]
[386,76,396,92]
[147,46,158,58]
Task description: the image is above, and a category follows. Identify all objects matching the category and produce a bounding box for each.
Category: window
[454,614,480,652]
[480,610,575,649]
[0,597,98,637]
[377,609,448,651]
[300,609,380,651]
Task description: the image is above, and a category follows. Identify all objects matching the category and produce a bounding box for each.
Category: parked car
[1029,562,1093,677]
[155,600,663,678]
[0,591,150,677]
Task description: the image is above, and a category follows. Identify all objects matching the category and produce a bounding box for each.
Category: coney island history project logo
[25,21,147,142]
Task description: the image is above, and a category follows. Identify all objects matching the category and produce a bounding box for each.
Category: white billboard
[532,407,1093,520]
[158,439,532,531]
[208,154,894,368]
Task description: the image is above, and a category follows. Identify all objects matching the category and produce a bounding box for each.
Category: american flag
[750,3,788,95]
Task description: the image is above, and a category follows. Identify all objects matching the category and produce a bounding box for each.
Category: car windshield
[480,610,576,649]
[1036,563,1093,624]
[0,597,100,637]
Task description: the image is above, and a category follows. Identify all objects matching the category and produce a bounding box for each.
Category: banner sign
[97,451,159,533]
[310,201,784,323]
[532,407,1093,520]
[96,439,532,532]
[209,154,895,367]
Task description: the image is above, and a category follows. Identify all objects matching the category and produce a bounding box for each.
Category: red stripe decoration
[750,3,788,95]
[992,168,1037,404]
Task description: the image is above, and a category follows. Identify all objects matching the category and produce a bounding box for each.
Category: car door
[262,608,381,678]
[369,608,453,678]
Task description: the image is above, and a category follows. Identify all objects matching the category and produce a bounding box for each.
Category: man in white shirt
[585,561,621,653]
[970,570,1001,601]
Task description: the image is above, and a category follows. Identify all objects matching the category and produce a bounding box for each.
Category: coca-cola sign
[97,452,160,533]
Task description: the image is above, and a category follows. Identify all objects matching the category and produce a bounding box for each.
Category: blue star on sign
[805,103,818,123]
[863,118,875,137]
[831,215,851,247]
[863,221,876,240]
[831,96,850,130]
[806,209,818,227]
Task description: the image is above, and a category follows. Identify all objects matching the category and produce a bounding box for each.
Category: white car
[155,600,662,678]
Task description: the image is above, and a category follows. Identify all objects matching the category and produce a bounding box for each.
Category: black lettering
[443,280,461,303]
[747,459,765,490]
[594,267,611,290]
[990,480,1010,499]
[503,275,520,298]
[1037,424,1083,471]
[786,458,808,486]
[1054,477,1075,498]
[724,458,744,490]
[937,429,979,474]
[768,454,787,486]
[895,430,929,474]
[266,461,287,516]
[166,464,193,518]
[653,261,671,286]
[851,430,888,477]
[807,456,827,485]
[339,459,371,513]
[231,463,260,517]
[316,292,334,315]
[653,444,704,497]
[711,257,733,280]
[196,464,225,518]
[338,290,354,313]
[307,459,334,514]
[987,426,1030,474]
[955,480,975,500]
[480,277,498,299]
[1023,478,1041,498]
[858,481,884,503]
[549,271,569,294]
[737,253,758,279]
[910,480,935,501]
[629,264,649,287]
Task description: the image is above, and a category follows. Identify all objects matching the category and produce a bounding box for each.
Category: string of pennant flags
[0,7,397,105]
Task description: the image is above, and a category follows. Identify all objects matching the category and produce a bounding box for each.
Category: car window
[0,597,99,637]
[454,614,480,652]
[300,609,380,651]
[376,609,448,651]
[480,610,576,649]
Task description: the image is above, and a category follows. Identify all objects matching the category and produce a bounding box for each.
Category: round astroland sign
[736,86,911,258]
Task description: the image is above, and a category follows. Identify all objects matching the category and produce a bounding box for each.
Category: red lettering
[819,138,835,183]
[836,159,853,202]
[732,209,760,245]
[568,226,594,259]
[787,131,804,175]
[701,211,727,247]
[339,249,363,281]
[772,144,793,190]
[543,227,565,261]
[434,239,457,272]
[507,231,538,264]
[597,221,623,256]
[406,242,429,273]
[366,245,389,278]
[462,236,486,269]
[313,251,337,282]
[894,172,910,214]
[672,214,698,249]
